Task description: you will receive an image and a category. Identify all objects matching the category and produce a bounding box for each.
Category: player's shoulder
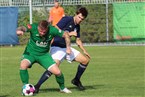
[50,7,55,12]
[59,6,64,10]
[62,16,73,21]
[51,7,55,10]
[26,24,32,29]
[26,23,38,30]
[49,25,57,32]
[49,24,55,29]
[63,16,73,19]
[49,25,63,35]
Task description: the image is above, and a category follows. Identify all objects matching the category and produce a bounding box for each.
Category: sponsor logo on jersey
[59,29,62,33]
[74,28,77,32]
[36,34,39,36]
[36,41,48,47]
[69,25,72,28]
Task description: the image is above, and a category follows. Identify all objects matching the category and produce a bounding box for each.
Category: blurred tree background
[18,4,113,45]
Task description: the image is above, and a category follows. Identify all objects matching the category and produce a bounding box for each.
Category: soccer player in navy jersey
[35,7,90,93]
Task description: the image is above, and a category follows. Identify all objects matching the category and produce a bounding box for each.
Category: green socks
[55,73,65,90]
[20,69,29,84]
[20,69,65,90]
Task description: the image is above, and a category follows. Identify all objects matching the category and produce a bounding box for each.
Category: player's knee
[49,64,61,75]
[86,58,90,65]
[54,70,61,76]
[20,60,30,69]
[20,64,29,69]
[82,57,90,65]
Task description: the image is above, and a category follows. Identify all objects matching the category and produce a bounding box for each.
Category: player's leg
[48,64,72,93]
[20,59,30,84]
[73,52,90,80]
[50,47,71,92]
[34,47,65,92]
[34,59,61,92]
[69,48,90,90]
[35,53,71,93]
[48,64,71,93]
[20,54,35,85]
[34,70,52,93]
[34,54,55,93]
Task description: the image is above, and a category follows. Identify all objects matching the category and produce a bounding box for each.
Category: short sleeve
[25,24,37,33]
[49,26,64,37]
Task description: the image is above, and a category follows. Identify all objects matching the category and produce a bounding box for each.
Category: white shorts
[50,46,80,63]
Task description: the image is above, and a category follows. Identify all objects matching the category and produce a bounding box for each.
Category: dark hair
[38,20,49,30]
[76,7,88,18]
[54,0,58,2]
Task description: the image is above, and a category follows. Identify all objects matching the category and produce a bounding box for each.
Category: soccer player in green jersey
[16,20,72,93]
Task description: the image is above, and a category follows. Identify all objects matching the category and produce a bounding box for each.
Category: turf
[0,45,144,97]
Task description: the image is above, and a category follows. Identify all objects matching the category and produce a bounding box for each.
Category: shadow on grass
[39,84,104,93]
[40,88,59,93]
[0,95,10,97]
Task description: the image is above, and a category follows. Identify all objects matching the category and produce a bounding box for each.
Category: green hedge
[18,4,113,44]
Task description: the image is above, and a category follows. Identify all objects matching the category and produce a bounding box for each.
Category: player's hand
[16,30,24,36]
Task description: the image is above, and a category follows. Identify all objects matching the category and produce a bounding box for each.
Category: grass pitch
[0,45,145,97]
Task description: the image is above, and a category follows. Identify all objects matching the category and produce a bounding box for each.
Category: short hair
[76,7,88,18]
[54,0,58,2]
[38,20,49,30]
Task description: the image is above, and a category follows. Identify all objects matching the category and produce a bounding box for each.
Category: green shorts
[21,53,56,70]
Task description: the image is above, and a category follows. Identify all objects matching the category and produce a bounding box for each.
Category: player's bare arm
[62,32,71,54]
[55,25,72,54]
[76,38,91,58]
[16,26,27,36]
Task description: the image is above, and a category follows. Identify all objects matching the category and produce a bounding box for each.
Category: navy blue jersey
[51,16,80,48]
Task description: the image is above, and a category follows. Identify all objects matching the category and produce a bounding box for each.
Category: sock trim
[79,64,87,68]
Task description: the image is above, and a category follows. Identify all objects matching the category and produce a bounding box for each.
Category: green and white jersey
[24,23,64,55]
